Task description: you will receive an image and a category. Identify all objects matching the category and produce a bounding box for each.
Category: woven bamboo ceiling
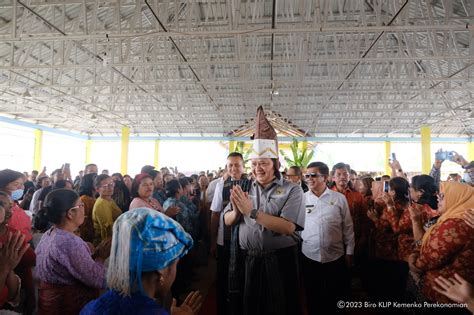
[0,0,473,137]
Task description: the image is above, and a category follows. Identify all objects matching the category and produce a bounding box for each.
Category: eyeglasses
[100,183,115,189]
[69,203,85,211]
[304,173,324,179]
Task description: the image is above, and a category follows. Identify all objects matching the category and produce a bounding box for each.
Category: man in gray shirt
[224,106,305,315]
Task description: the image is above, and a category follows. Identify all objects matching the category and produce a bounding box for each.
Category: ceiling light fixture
[22,89,32,98]
[270,82,279,96]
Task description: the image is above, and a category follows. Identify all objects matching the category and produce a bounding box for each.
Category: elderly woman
[409,182,474,304]
[80,208,202,315]
[129,174,164,212]
[35,189,109,315]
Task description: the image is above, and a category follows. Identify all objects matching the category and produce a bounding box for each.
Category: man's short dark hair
[332,162,350,173]
[141,165,156,174]
[288,166,302,176]
[307,162,329,176]
[227,152,244,161]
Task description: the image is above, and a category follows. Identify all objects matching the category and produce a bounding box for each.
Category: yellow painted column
[384,141,391,176]
[33,129,43,171]
[468,141,474,162]
[301,140,308,151]
[85,139,92,164]
[154,140,160,168]
[120,127,130,174]
[421,126,431,175]
[229,140,236,153]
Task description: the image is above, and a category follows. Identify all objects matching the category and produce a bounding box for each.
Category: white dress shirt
[301,187,355,263]
[210,177,225,246]
[206,178,220,205]
[29,188,43,214]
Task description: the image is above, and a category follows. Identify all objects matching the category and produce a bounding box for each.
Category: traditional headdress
[421,182,474,249]
[106,208,193,296]
[248,106,278,159]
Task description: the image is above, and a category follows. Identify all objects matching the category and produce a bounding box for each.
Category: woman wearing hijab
[409,182,474,304]
[80,208,202,315]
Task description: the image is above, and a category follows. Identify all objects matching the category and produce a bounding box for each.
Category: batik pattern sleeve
[415,219,474,303]
[415,219,470,271]
[384,205,412,234]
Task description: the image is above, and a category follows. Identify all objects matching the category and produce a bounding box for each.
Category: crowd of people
[0,108,473,315]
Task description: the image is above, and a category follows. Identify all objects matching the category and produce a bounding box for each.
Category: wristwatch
[250,209,259,219]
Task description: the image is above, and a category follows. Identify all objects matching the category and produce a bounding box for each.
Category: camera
[435,150,455,161]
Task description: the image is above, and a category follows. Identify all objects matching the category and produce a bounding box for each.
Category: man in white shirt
[206,176,221,207]
[210,153,245,315]
[301,161,355,314]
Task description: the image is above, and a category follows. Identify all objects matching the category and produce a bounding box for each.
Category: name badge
[306,204,315,213]
[274,187,285,195]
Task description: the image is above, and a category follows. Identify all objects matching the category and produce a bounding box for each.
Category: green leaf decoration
[280,138,314,168]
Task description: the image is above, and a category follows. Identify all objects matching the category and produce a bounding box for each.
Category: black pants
[366,259,409,302]
[242,245,302,315]
[302,255,349,315]
[216,243,230,315]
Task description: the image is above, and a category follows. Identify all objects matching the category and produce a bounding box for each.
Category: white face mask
[463,173,472,184]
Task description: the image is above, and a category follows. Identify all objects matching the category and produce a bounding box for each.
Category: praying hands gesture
[0,231,29,304]
[230,185,252,216]
[0,231,29,272]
